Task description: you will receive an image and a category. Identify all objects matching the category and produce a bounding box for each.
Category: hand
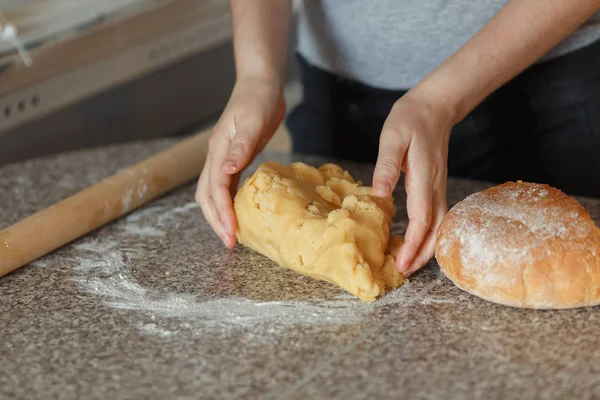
[372,89,454,277]
[195,77,286,248]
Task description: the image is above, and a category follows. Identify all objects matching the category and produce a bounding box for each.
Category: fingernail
[221,158,237,173]
[224,233,236,248]
[373,182,390,197]
[400,258,411,271]
[398,251,410,271]
[224,222,234,237]
[217,226,228,240]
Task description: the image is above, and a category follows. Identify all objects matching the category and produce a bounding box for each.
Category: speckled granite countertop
[1,138,600,400]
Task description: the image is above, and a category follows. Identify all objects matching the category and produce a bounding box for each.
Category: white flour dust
[31,259,50,268]
[80,270,374,326]
[125,206,163,222]
[137,323,174,337]
[75,239,119,253]
[70,202,449,339]
[121,188,134,212]
[123,225,165,237]
[122,201,199,237]
[70,251,126,276]
[137,182,148,200]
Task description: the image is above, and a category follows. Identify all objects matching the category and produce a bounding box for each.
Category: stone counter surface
[1,139,600,400]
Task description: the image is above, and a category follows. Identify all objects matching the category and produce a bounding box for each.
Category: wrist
[236,67,284,92]
[232,74,286,112]
[235,49,286,93]
[408,76,464,128]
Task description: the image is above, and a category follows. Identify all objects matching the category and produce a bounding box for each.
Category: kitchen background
[0,0,301,165]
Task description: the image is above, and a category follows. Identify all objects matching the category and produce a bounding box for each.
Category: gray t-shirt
[297,0,600,89]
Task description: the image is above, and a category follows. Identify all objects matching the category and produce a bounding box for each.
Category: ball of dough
[435,181,600,309]
[234,161,405,302]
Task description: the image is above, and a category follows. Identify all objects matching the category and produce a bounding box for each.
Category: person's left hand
[371,88,455,277]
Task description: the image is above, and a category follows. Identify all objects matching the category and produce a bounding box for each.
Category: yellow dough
[234,161,405,302]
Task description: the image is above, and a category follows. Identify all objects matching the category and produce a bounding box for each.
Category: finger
[229,173,242,199]
[396,157,435,273]
[372,115,409,197]
[215,108,275,244]
[208,133,238,248]
[196,158,226,240]
[203,196,226,242]
[402,178,448,276]
[221,112,268,174]
[222,96,284,175]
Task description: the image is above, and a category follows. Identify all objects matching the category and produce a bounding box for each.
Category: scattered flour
[154,202,199,226]
[137,323,174,337]
[69,251,125,276]
[123,225,166,237]
[171,202,199,214]
[80,272,373,326]
[71,250,448,340]
[126,206,163,222]
[69,201,448,340]
[74,239,119,253]
[30,259,50,268]
[122,201,199,238]
[137,182,148,200]
[126,202,198,224]
[122,188,134,212]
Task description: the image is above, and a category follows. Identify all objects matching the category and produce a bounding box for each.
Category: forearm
[417,0,600,124]
[230,0,292,88]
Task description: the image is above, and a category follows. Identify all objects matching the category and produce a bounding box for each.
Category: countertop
[1,138,600,400]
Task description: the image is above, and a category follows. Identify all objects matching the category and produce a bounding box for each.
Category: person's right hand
[195,77,286,249]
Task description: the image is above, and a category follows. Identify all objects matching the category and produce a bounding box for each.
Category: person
[196,0,600,277]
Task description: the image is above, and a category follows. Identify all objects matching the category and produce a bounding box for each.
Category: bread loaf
[435,181,600,309]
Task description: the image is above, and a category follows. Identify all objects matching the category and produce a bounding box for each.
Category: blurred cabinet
[0,0,299,165]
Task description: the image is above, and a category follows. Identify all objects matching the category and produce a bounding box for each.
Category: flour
[69,201,444,340]
[70,251,125,276]
[79,270,374,326]
[122,188,134,212]
[171,202,199,214]
[31,259,50,268]
[70,243,444,340]
[126,206,163,222]
[123,225,166,237]
[126,202,197,222]
[137,182,148,200]
[74,239,119,253]
[123,202,199,236]
[72,244,410,328]
[137,323,174,337]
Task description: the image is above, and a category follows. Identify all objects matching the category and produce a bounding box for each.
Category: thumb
[220,112,267,175]
[372,124,409,198]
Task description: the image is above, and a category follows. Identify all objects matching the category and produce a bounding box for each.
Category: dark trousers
[286,40,600,198]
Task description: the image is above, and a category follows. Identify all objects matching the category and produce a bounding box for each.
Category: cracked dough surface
[234,161,405,302]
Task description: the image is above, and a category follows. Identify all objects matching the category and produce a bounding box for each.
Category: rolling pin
[0,133,210,279]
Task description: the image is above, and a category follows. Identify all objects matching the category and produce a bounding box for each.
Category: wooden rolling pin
[0,133,210,279]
